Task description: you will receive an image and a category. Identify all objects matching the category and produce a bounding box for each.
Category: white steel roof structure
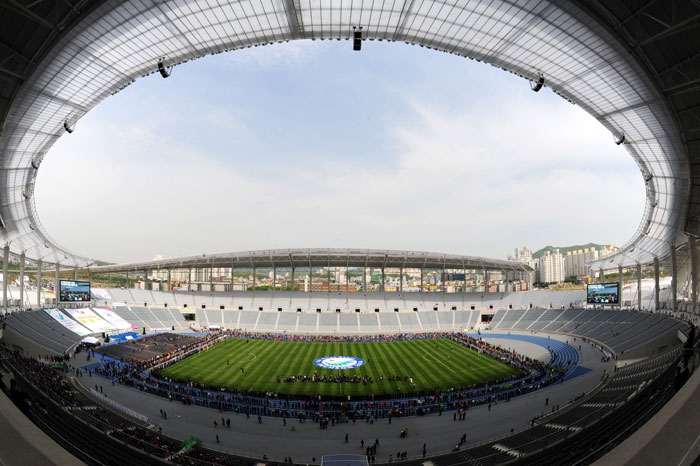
[86,248,533,274]
[0,0,698,269]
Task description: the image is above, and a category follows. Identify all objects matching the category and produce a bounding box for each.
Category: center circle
[313,356,366,370]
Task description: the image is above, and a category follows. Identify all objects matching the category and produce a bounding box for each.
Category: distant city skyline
[35,41,644,264]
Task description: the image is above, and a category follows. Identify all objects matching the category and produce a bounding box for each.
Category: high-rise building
[565,248,600,277]
[539,249,566,283]
[509,246,537,287]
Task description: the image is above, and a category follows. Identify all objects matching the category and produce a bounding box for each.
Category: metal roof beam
[620,0,662,27]
[664,77,700,96]
[0,67,23,83]
[282,0,303,39]
[393,0,417,41]
[0,41,31,63]
[3,0,59,30]
[638,15,700,47]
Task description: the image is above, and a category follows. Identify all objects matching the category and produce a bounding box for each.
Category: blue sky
[35,40,644,263]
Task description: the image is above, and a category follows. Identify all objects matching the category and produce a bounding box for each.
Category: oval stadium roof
[0,0,698,269]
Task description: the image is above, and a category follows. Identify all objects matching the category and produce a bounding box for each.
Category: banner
[66,308,118,333]
[92,307,135,330]
[45,309,92,336]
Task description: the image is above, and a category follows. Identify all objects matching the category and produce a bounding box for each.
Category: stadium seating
[276,312,298,331]
[3,310,82,356]
[492,308,686,356]
[256,311,278,331]
[297,313,318,332]
[109,289,587,313]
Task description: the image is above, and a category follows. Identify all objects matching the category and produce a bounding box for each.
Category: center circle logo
[313,356,366,370]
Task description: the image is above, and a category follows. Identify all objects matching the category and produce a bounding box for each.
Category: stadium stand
[256,311,278,331]
[110,289,587,313]
[3,310,83,356]
[492,309,687,357]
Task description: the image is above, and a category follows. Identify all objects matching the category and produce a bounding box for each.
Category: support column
[36,260,42,307]
[144,270,148,291]
[2,246,8,312]
[483,269,488,293]
[291,267,295,291]
[327,267,331,292]
[167,269,171,292]
[253,266,256,290]
[231,267,235,291]
[381,268,385,292]
[74,267,78,280]
[671,246,677,312]
[399,267,403,293]
[442,269,446,293]
[273,266,277,291]
[188,268,192,291]
[690,238,698,313]
[346,267,350,293]
[637,263,642,311]
[55,263,60,305]
[362,267,366,292]
[18,252,25,308]
[618,265,623,310]
[654,257,660,311]
[210,264,214,291]
[464,269,467,293]
[599,268,604,284]
[420,268,424,293]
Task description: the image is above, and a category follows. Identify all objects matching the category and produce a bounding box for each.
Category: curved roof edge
[86,248,533,274]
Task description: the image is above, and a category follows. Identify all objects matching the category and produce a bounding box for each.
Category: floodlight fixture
[63,120,74,133]
[614,133,626,145]
[530,73,545,92]
[158,59,172,78]
[353,26,363,51]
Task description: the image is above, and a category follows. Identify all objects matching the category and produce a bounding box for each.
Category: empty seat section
[378,313,400,332]
[436,311,453,330]
[318,313,338,332]
[398,313,421,331]
[276,312,298,332]
[238,311,259,330]
[297,314,318,332]
[359,313,379,332]
[222,310,240,327]
[417,312,438,330]
[255,312,278,331]
[338,313,358,333]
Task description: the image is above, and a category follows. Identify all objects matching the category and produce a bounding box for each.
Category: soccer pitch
[160,338,520,397]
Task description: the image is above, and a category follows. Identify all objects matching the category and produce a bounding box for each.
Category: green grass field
[160,338,519,397]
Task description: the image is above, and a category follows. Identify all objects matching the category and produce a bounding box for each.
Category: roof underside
[86,248,533,273]
[0,0,698,269]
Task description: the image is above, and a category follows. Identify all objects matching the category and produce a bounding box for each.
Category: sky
[34,40,645,264]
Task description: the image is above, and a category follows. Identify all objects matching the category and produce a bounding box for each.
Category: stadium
[0,1,699,466]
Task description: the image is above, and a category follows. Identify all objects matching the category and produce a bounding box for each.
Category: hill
[533,243,614,259]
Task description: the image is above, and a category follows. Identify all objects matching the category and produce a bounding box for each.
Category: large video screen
[587,282,619,305]
[59,280,91,302]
